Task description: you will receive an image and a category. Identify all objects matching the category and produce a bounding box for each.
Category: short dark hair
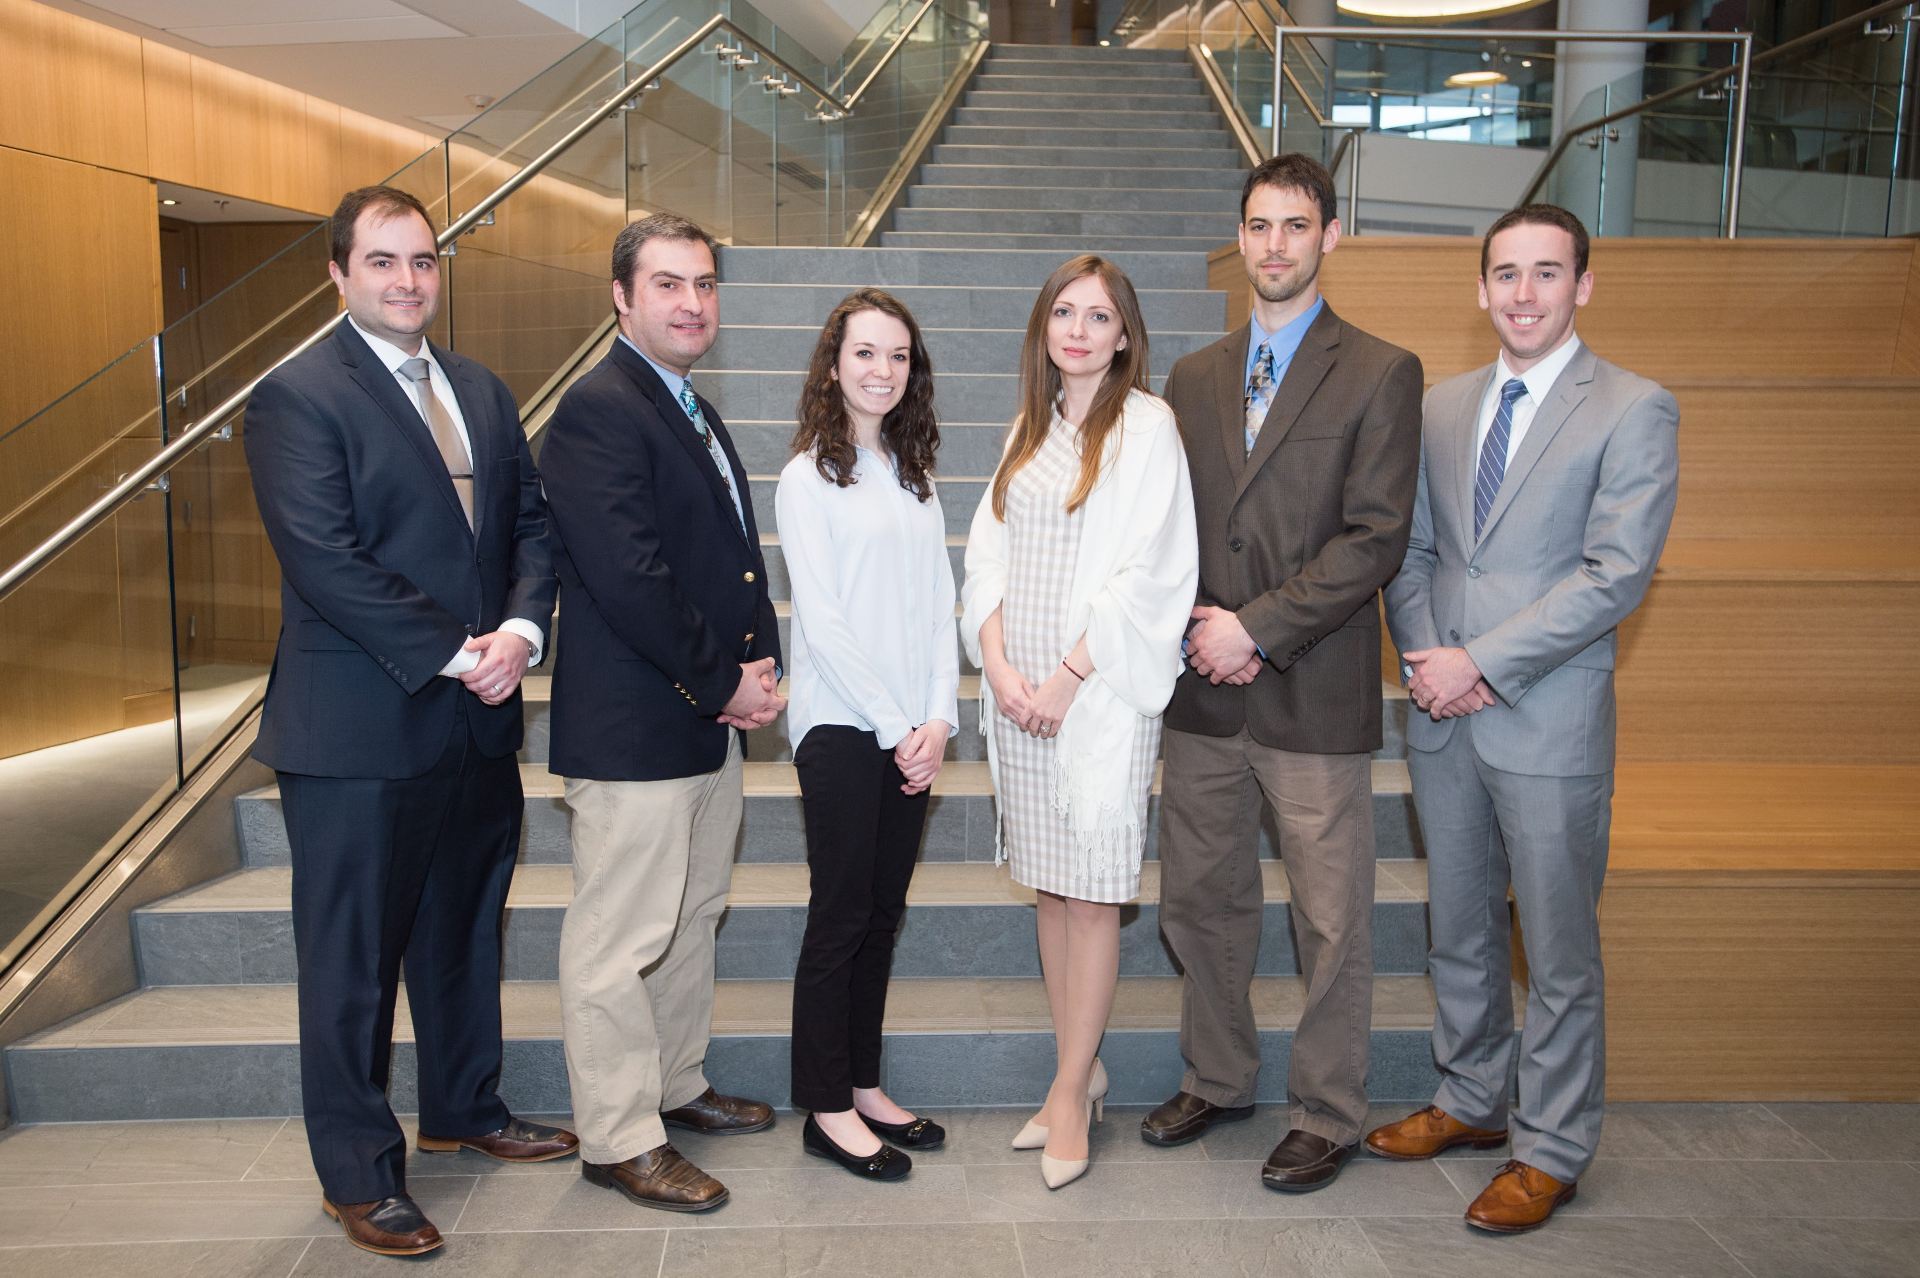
[329,186,433,271]
[612,213,720,296]
[1240,153,1339,228]
[1481,204,1590,278]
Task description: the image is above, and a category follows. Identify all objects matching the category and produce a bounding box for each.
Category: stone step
[882,232,1229,253]
[892,208,1238,240]
[724,420,1017,476]
[954,105,1228,130]
[917,163,1244,190]
[975,62,1198,83]
[692,370,1057,424]
[962,88,1217,112]
[905,184,1242,215]
[746,473,986,536]
[706,323,1220,374]
[988,43,1191,63]
[131,860,1434,986]
[234,759,1425,868]
[754,531,968,599]
[711,282,1227,331]
[2,974,1461,1119]
[942,124,1234,151]
[714,245,1209,289]
[931,143,1241,170]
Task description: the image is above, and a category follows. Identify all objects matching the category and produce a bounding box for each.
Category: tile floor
[0,1102,1915,1275]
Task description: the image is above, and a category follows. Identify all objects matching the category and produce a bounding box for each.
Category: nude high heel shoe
[1012,1059,1108,1150]
[1040,1086,1104,1190]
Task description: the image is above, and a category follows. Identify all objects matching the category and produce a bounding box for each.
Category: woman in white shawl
[961,255,1198,1189]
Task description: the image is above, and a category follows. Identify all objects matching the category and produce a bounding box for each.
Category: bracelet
[1061,660,1087,681]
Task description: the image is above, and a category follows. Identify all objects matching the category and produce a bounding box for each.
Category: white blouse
[775,445,960,752]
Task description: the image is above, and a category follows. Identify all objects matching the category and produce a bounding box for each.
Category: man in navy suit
[245,186,573,1258]
[540,214,784,1212]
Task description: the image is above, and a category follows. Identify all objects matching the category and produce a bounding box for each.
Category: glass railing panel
[730,36,780,244]
[1327,38,1554,149]
[625,0,738,239]
[773,86,832,246]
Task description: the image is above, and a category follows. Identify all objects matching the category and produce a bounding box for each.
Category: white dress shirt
[1472,331,1583,469]
[775,445,959,752]
[347,316,544,675]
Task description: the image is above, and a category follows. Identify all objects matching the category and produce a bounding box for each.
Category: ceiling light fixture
[1445,69,1508,86]
[1338,0,1552,20]
[160,197,179,205]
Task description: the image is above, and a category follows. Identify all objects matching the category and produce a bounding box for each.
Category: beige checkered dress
[992,416,1159,904]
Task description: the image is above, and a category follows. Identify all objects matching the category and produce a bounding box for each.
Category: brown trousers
[1157,726,1375,1145]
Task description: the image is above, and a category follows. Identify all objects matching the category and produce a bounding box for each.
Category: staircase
[2,46,1461,1123]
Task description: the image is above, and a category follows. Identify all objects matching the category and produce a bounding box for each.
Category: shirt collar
[1247,296,1325,377]
[618,332,695,401]
[1496,331,1582,405]
[349,315,440,379]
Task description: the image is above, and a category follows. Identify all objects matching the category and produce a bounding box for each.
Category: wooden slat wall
[1896,238,1920,376]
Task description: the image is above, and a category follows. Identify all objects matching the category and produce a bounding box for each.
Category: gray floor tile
[242,1113,579,1181]
[0,1238,312,1277]
[661,1222,1023,1276]
[1017,1217,1391,1276]
[1592,1104,1834,1161]
[964,1157,1465,1222]
[295,1229,663,1273]
[1437,1157,1920,1220]
[1695,1216,1920,1278]
[932,1105,1210,1167]
[1765,1104,1920,1162]
[0,1118,290,1187]
[457,1164,973,1231]
[0,1175,474,1246]
[1361,1216,1752,1277]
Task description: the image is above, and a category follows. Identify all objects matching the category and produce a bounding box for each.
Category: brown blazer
[1163,303,1422,754]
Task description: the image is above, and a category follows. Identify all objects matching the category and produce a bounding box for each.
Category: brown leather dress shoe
[418,1115,580,1162]
[1139,1091,1257,1147]
[582,1143,730,1212]
[660,1087,775,1135]
[1260,1129,1358,1192]
[1465,1159,1578,1233]
[1364,1105,1507,1161]
[321,1193,444,1256]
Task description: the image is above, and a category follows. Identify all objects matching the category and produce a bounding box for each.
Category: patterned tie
[1244,339,1277,455]
[1474,377,1529,540]
[679,377,745,534]
[398,357,473,529]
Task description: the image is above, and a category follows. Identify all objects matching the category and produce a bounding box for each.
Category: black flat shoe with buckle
[860,1113,946,1150]
[802,1114,912,1181]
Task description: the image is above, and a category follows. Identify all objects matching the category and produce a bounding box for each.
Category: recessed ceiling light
[1520,59,1533,67]
[1339,0,1552,19]
[1445,69,1508,86]
[1098,38,1110,46]
[160,197,179,205]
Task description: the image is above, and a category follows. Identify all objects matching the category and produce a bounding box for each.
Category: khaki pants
[1157,726,1375,1145]
[558,736,743,1163]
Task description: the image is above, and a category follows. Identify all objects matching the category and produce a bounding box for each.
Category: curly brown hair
[791,289,939,502]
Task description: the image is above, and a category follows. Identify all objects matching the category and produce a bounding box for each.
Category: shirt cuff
[439,643,480,677]
[499,617,546,667]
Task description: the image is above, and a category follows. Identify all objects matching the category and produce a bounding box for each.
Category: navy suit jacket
[244,321,556,779]
[538,338,780,782]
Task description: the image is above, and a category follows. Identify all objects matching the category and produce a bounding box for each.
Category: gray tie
[399,357,474,529]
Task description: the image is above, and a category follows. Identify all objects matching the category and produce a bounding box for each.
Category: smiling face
[613,235,718,376]
[1478,222,1593,372]
[1045,272,1129,382]
[832,308,913,437]
[328,206,440,353]
[1239,182,1339,320]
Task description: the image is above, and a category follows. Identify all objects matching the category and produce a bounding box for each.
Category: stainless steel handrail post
[1726,31,1753,237]
[1273,22,1286,156]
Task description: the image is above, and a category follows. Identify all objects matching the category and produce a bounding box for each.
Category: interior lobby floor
[0,1102,1914,1276]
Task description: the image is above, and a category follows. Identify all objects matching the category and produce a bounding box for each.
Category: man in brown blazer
[1143,154,1422,1193]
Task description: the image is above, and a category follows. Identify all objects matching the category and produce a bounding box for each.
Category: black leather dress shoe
[661,1087,775,1135]
[1261,1129,1358,1192]
[861,1113,946,1149]
[321,1193,443,1255]
[418,1115,579,1162]
[802,1114,912,1180]
[1140,1091,1257,1147]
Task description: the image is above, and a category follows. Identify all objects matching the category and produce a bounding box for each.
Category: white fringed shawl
[960,389,1199,884]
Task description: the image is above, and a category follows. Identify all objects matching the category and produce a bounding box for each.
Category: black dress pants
[280,707,520,1203]
[789,725,931,1112]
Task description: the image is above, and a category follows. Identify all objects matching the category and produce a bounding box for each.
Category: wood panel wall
[1896,238,1920,376]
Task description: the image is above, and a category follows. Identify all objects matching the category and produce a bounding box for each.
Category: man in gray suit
[1369,205,1678,1233]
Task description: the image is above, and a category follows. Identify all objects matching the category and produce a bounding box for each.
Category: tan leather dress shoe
[1364,1105,1507,1160]
[661,1087,775,1135]
[1465,1160,1578,1233]
[582,1143,730,1212]
[418,1115,579,1162]
[321,1194,444,1255]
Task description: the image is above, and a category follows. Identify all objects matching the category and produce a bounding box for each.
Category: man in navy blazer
[245,186,572,1257]
[540,214,784,1213]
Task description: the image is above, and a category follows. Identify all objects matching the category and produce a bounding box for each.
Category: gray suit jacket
[1383,343,1679,777]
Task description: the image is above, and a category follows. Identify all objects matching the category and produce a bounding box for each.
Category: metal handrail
[1223,0,1329,127]
[0,4,963,603]
[1519,0,1918,214]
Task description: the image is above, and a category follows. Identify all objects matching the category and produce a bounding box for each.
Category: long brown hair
[990,255,1150,519]
[791,289,939,501]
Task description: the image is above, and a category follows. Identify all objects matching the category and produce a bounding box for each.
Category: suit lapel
[609,342,749,546]
[1212,325,1252,485]
[440,347,494,544]
[337,326,472,536]
[1234,305,1339,505]
[1475,345,1596,548]
[1452,366,1498,551]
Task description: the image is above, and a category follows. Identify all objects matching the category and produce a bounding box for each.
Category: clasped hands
[460,631,532,706]
[893,719,949,796]
[719,657,786,730]
[1404,647,1497,720]
[984,656,1079,741]
[1187,605,1263,686]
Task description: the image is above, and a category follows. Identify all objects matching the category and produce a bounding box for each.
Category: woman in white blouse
[775,289,958,1181]
[961,256,1198,1189]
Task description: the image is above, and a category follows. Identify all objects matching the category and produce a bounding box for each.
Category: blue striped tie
[1474,378,1529,540]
